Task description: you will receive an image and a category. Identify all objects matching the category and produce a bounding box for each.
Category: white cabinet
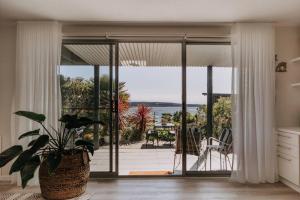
[277,127,300,191]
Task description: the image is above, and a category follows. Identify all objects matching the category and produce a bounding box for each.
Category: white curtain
[231,23,278,183]
[11,21,62,185]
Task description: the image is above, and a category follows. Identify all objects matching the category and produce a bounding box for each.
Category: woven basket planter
[39,150,90,200]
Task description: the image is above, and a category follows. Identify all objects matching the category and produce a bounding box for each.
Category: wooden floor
[1,178,300,200]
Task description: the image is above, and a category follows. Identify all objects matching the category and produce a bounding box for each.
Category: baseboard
[0,175,11,182]
[280,177,300,193]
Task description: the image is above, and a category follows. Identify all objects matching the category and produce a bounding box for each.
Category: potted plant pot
[39,150,90,200]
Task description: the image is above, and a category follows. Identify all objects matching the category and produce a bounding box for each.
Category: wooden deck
[90,140,232,175]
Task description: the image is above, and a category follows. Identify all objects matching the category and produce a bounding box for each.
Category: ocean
[128,106,198,122]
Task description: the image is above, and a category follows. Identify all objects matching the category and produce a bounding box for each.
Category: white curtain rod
[63,33,231,40]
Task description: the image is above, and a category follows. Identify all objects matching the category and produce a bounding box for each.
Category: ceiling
[63,43,232,67]
[1,0,300,25]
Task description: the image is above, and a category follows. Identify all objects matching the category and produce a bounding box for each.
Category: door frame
[61,38,231,178]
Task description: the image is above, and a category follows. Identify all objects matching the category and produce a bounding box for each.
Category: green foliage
[18,129,40,140]
[0,145,23,167]
[172,111,181,124]
[60,74,130,137]
[158,130,175,142]
[15,111,46,123]
[213,97,231,137]
[195,97,231,138]
[20,155,40,188]
[0,111,97,188]
[47,152,62,174]
[161,113,172,124]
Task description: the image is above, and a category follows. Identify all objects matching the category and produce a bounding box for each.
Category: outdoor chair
[204,128,233,171]
[173,126,205,172]
[145,130,159,147]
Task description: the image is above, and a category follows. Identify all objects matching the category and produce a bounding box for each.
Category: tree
[195,97,231,138]
[129,104,153,139]
[60,74,130,134]
[60,75,94,117]
[161,113,172,124]
[213,97,231,137]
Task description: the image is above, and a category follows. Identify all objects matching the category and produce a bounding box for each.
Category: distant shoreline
[129,101,200,107]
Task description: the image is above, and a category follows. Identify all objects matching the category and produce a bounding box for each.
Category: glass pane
[186,44,232,173]
[118,43,182,175]
[60,44,113,173]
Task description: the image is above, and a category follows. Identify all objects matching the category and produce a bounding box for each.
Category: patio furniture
[204,128,233,171]
[145,130,159,147]
[173,126,205,172]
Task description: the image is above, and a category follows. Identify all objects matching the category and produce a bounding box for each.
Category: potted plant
[0,111,101,200]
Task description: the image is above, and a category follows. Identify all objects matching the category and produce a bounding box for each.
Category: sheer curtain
[11,21,62,185]
[231,23,278,183]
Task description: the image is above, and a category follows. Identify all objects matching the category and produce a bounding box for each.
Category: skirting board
[280,177,300,193]
[0,175,11,182]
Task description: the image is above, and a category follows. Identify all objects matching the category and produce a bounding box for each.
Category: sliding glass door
[184,43,232,175]
[59,39,232,177]
[60,41,119,176]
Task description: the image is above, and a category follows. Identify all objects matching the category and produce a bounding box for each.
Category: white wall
[0,22,16,179]
[275,26,300,127]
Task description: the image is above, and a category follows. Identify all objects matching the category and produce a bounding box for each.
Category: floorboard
[1,178,300,200]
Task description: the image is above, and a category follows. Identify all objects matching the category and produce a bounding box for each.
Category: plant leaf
[0,145,23,168]
[28,139,37,147]
[30,135,49,153]
[59,114,79,129]
[75,139,94,156]
[78,117,95,127]
[86,145,94,156]
[18,129,40,140]
[15,111,46,123]
[9,150,33,174]
[20,155,40,188]
[60,114,98,129]
[75,139,94,147]
[47,152,62,174]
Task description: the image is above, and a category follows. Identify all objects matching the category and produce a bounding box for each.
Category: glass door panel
[60,42,118,175]
[185,44,232,174]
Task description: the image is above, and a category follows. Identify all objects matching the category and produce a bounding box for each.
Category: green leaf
[86,145,94,156]
[47,152,62,174]
[60,114,98,129]
[59,114,79,129]
[28,139,36,147]
[15,111,46,123]
[18,129,40,140]
[9,150,33,174]
[78,117,95,127]
[30,135,49,153]
[75,139,94,147]
[20,155,40,188]
[0,145,23,168]
[75,139,94,156]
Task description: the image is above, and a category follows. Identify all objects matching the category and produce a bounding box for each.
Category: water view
[129,106,199,122]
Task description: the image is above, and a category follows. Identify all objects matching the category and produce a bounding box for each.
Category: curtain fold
[11,21,62,185]
[231,23,278,183]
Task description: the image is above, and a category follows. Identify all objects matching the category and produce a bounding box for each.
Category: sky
[60,66,231,104]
